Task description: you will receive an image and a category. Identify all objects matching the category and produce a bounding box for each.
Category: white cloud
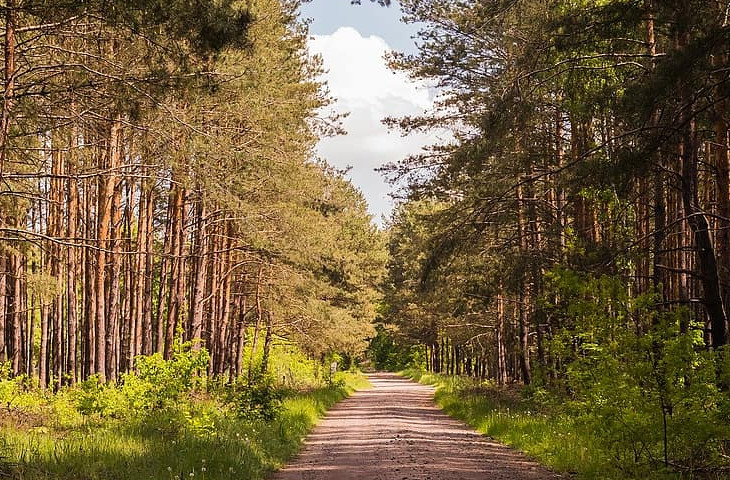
[308,27,436,224]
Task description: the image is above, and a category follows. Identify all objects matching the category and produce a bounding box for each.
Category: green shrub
[542,268,730,477]
[226,373,283,422]
[74,342,209,419]
[131,342,209,407]
[0,343,370,480]
[74,375,122,417]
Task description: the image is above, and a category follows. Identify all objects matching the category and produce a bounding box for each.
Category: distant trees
[0,0,386,388]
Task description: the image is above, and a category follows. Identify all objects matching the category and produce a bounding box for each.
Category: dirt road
[270,373,562,480]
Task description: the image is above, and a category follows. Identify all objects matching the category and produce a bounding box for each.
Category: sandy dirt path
[270,373,563,480]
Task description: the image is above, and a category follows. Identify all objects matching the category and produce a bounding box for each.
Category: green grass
[402,369,625,480]
[0,371,370,480]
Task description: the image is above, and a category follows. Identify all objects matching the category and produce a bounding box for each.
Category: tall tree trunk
[121,177,136,371]
[516,182,532,385]
[50,138,65,390]
[67,158,79,385]
[188,195,207,347]
[0,0,16,180]
[106,157,124,382]
[10,254,21,376]
[248,264,264,381]
[711,16,730,331]
[155,187,174,355]
[132,178,148,364]
[234,295,248,379]
[216,223,233,375]
[260,311,273,375]
[141,184,154,356]
[0,2,16,371]
[496,283,507,385]
[164,181,186,359]
[20,256,28,376]
[646,0,667,303]
[39,255,49,388]
[0,255,6,363]
[83,174,96,379]
[95,118,122,380]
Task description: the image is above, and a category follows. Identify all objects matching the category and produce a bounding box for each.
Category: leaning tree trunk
[676,20,728,347]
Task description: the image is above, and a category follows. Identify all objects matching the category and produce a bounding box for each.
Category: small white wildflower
[201,467,206,472]
[201,460,206,464]
[189,473,194,478]
[228,467,234,473]
[167,467,172,472]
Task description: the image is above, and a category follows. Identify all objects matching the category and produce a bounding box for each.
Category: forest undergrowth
[404,368,730,480]
[0,343,368,480]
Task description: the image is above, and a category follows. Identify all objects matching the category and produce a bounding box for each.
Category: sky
[300,0,435,225]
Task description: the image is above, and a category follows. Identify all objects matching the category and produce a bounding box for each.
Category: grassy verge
[0,371,370,480]
[402,368,624,480]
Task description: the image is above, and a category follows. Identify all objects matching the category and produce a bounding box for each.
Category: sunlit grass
[403,369,624,480]
[0,371,370,480]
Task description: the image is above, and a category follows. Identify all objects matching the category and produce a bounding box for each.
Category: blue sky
[300,0,420,54]
[299,1,434,225]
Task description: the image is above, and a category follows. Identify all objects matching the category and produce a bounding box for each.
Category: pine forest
[1,1,730,480]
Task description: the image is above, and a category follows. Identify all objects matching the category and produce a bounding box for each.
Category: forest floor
[269,372,562,480]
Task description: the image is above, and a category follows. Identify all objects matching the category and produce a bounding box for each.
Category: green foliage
[130,343,210,409]
[405,270,730,479]
[367,324,425,371]
[268,345,320,389]
[74,343,210,418]
[74,375,120,417]
[226,373,284,422]
[541,268,730,476]
[0,348,370,480]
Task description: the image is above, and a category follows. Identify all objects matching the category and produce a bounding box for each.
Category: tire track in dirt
[270,373,563,480]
